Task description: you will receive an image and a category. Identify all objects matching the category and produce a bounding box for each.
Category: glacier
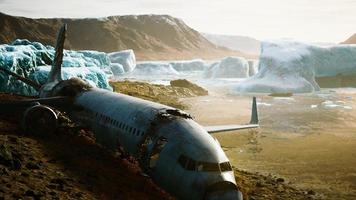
[235,40,356,93]
[204,56,250,78]
[169,59,206,71]
[129,62,179,76]
[108,49,136,73]
[0,39,115,96]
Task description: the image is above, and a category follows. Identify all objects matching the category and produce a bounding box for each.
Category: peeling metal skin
[70,88,242,200]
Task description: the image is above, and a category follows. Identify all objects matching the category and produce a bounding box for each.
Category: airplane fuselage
[69,87,242,200]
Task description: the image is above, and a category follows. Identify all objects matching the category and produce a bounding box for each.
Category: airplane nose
[204,181,243,200]
[205,189,243,200]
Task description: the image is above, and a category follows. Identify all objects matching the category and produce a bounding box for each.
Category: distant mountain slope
[342,33,356,44]
[0,12,250,60]
[202,33,260,55]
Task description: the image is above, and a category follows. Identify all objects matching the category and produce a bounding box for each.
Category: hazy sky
[1,0,355,43]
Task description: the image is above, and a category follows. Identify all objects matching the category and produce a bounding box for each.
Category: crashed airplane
[0,25,259,200]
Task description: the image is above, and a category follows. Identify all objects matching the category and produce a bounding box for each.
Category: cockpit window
[178,155,232,172]
[197,162,220,172]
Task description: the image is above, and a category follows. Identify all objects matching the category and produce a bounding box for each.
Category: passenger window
[149,137,168,169]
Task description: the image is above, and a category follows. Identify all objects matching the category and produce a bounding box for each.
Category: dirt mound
[110,80,208,109]
[170,79,208,96]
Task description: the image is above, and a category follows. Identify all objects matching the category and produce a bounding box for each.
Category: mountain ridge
[0,12,252,60]
[202,33,260,55]
[342,33,356,44]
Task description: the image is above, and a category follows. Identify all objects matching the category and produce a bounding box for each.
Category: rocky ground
[0,108,173,200]
[0,80,320,200]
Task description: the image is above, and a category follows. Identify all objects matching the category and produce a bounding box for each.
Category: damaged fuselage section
[69,88,242,200]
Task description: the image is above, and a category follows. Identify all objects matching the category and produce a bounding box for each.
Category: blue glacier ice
[235,40,356,93]
[0,39,113,96]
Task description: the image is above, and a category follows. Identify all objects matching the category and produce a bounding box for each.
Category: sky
[0,0,355,43]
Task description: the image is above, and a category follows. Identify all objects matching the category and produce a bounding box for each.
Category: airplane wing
[0,96,73,114]
[204,124,259,134]
[204,97,259,134]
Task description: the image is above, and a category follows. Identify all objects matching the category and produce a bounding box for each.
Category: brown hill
[0,12,250,60]
[341,33,356,44]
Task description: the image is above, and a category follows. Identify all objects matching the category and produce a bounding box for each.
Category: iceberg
[169,59,206,71]
[204,56,249,78]
[248,60,257,76]
[235,40,356,93]
[108,49,136,73]
[0,40,113,96]
[129,62,179,76]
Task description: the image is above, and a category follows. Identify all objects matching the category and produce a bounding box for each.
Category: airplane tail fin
[47,24,66,84]
[249,97,259,124]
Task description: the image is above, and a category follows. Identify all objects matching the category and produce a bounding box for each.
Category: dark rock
[24,189,44,200]
[276,177,285,183]
[0,144,13,166]
[0,144,22,170]
[0,168,9,175]
[25,190,35,196]
[47,184,57,190]
[11,193,21,199]
[49,191,56,196]
[75,192,83,198]
[20,172,29,177]
[307,190,316,195]
[51,178,66,185]
[26,162,41,170]
[7,136,18,144]
[256,181,263,187]
[12,159,22,170]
